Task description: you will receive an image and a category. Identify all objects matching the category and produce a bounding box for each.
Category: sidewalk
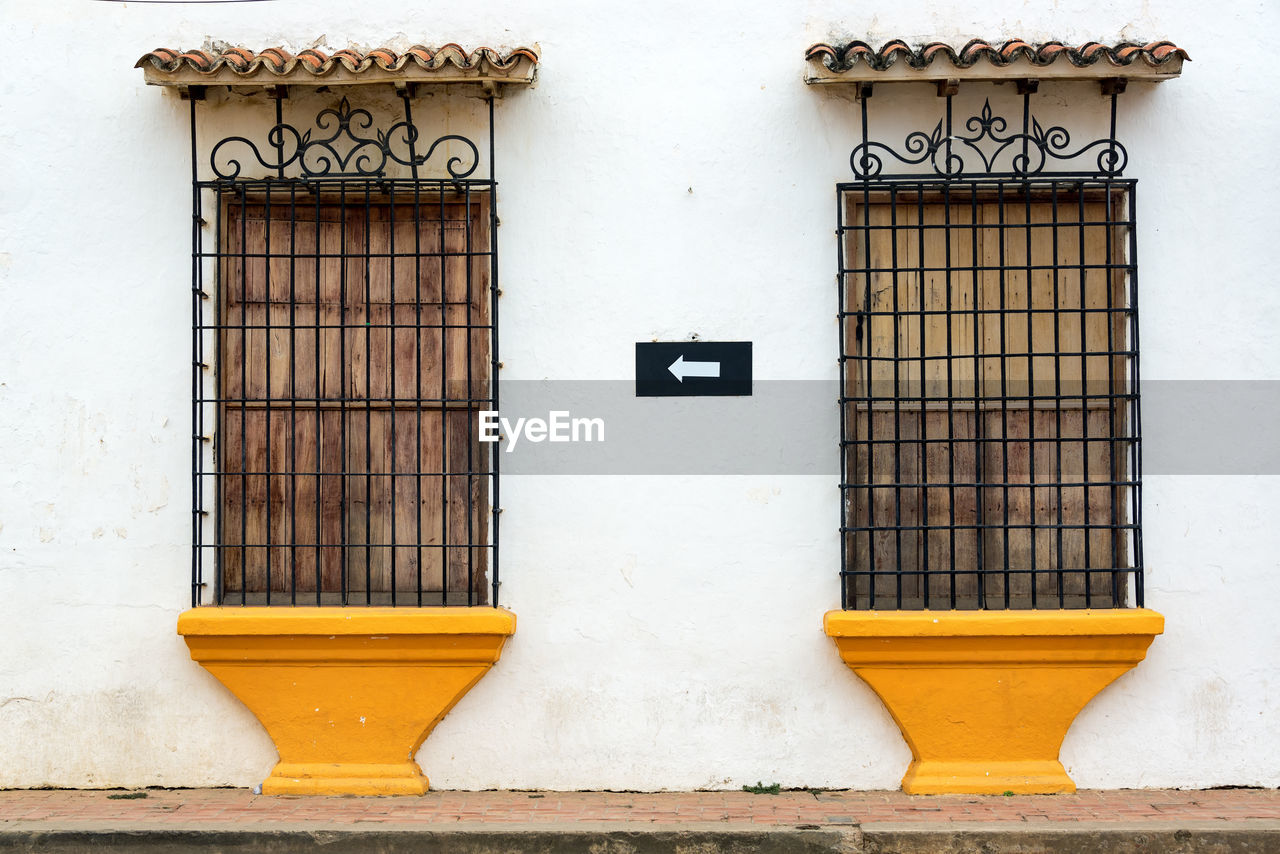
[3,787,1278,852]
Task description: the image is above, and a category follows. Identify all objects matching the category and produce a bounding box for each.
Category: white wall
[1,0,1277,789]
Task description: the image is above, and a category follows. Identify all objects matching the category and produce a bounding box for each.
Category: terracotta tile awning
[806,39,1187,85]
[136,43,539,90]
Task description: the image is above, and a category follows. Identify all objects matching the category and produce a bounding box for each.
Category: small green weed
[1002,790,1016,797]
[742,781,781,795]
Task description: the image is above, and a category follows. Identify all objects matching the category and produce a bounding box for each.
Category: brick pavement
[2,786,1278,828]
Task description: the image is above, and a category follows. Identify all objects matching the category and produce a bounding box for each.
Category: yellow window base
[177,607,516,796]
[824,609,1164,794]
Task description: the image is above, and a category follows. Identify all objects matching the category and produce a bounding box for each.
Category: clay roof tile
[806,38,1188,76]
[365,48,398,67]
[255,46,293,71]
[177,49,213,69]
[295,48,328,68]
[136,43,539,83]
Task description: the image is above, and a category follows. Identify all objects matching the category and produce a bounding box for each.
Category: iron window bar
[837,84,1143,611]
[189,89,502,607]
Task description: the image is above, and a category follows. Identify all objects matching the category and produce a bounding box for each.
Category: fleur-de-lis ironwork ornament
[210,97,480,180]
[850,99,1127,179]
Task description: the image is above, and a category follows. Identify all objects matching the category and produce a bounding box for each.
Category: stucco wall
[1,0,1277,789]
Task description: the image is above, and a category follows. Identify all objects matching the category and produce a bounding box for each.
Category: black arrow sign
[635,342,752,397]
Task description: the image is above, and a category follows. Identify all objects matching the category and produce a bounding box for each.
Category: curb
[3,822,1280,853]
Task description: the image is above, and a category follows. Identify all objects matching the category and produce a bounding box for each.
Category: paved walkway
[3,786,1279,826]
[2,787,1278,852]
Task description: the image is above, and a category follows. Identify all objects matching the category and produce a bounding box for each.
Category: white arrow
[668,354,721,383]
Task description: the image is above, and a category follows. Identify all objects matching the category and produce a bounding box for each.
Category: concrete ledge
[825,609,1165,794]
[3,822,1279,853]
[862,821,1280,853]
[0,826,852,854]
[177,607,516,795]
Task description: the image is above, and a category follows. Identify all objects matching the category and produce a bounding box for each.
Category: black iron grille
[190,94,500,606]
[838,179,1143,610]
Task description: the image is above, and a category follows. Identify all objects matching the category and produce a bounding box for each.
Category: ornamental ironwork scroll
[850,97,1127,179]
[209,97,480,180]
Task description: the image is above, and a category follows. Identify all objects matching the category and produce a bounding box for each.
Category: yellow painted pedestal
[824,609,1163,794]
[178,607,516,795]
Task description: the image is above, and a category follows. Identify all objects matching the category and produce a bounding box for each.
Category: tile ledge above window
[136,43,539,95]
[805,39,1187,86]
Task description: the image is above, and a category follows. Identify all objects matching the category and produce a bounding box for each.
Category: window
[178,89,509,607]
[807,44,1183,612]
[840,180,1140,610]
[215,188,492,605]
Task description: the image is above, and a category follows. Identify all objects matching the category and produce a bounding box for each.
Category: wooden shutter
[845,191,1130,608]
[219,195,490,603]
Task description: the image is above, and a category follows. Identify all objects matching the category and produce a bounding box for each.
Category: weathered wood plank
[219,196,491,603]
[844,193,1131,609]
